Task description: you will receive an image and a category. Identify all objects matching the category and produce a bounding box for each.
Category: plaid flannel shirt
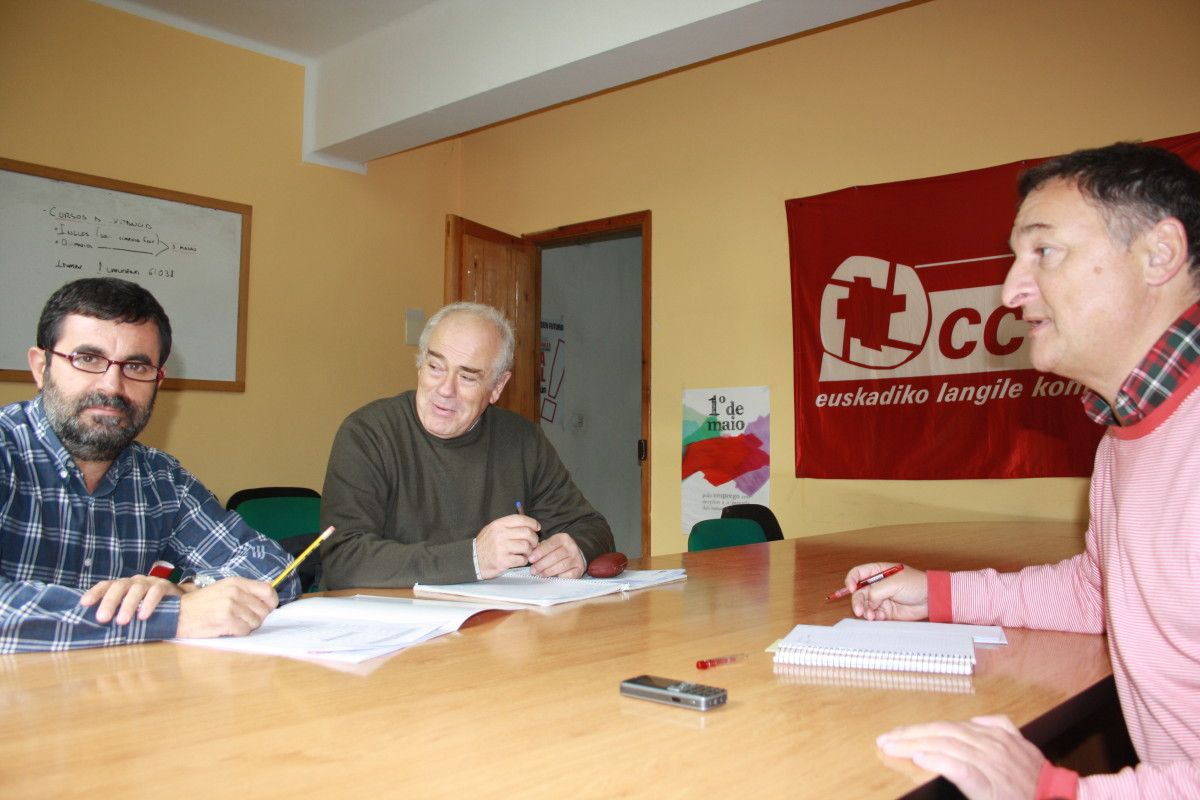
[1083,303,1200,426]
[0,397,299,652]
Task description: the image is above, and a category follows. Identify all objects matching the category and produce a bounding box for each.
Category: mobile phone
[619,675,728,711]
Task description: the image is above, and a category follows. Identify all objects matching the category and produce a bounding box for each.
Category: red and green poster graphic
[682,386,769,533]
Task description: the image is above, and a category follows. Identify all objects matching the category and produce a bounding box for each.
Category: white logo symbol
[819,256,929,370]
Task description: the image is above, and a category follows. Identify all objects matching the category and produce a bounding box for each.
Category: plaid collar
[1083,302,1200,426]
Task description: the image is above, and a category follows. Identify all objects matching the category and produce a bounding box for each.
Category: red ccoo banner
[787,130,1200,479]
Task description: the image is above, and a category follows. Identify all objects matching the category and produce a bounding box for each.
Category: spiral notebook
[773,623,976,675]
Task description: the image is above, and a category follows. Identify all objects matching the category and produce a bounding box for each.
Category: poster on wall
[539,319,565,422]
[682,386,769,534]
[786,130,1200,480]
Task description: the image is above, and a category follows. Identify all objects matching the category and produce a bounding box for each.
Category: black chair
[226,487,323,591]
[720,503,784,541]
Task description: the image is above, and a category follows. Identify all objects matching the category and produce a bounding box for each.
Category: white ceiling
[94,0,443,61]
[93,0,907,172]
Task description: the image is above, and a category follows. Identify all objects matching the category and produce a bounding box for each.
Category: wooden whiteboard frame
[0,158,250,391]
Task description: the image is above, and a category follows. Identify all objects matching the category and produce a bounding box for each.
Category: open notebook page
[414,566,686,607]
[171,596,502,663]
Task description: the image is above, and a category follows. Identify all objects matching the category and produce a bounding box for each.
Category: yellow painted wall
[444,0,1200,554]
[0,0,459,503]
[3,0,1199,557]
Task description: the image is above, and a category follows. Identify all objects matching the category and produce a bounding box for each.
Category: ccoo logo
[820,256,929,370]
[818,254,1029,381]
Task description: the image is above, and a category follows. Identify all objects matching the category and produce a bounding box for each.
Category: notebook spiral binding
[774,642,974,675]
[773,663,975,694]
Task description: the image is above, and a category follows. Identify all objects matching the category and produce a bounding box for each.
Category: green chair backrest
[232,496,322,542]
[687,518,767,552]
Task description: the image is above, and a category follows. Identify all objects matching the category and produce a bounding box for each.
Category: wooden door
[444,215,541,421]
[446,211,652,557]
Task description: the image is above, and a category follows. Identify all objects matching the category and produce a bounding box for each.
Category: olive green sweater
[320,391,613,589]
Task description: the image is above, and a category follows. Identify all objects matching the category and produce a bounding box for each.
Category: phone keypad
[671,682,726,705]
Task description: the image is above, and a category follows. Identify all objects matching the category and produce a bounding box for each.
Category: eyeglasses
[46,349,163,383]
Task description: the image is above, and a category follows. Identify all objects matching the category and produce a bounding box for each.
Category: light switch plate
[405,308,425,346]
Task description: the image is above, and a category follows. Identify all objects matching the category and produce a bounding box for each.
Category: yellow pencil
[272,525,335,588]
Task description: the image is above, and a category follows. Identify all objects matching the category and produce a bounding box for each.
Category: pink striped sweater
[932,366,1200,798]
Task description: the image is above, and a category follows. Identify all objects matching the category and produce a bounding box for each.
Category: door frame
[524,211,651,557]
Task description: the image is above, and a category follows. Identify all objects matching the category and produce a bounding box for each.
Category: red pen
[826,564,903,601]
[696,653,747,670]
[148,560,174,579]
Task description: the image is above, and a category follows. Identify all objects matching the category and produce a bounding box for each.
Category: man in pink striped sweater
[843,142,1200,799]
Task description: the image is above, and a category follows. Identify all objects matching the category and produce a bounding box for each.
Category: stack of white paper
[413,566,687,607]
[172,595,502,664]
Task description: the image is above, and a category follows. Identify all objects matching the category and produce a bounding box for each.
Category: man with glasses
[0,278,299,652]
[320,301,613,588]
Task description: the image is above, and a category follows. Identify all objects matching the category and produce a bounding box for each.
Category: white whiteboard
[0,159,250,391]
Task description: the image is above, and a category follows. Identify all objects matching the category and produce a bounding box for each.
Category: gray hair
[415,302,515,387]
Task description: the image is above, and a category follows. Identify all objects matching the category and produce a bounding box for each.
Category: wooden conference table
[0,522,1112,799]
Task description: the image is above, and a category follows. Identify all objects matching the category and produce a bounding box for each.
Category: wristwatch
[189,574,218,589]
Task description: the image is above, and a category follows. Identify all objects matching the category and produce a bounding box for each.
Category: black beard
[43,386,154,462]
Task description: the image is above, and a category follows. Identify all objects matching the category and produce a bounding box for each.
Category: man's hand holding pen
[840,562,930,621]
[475,511,541,579]
[176,578,278,638]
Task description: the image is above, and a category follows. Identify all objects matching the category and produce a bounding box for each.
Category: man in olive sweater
[320,302,614,589]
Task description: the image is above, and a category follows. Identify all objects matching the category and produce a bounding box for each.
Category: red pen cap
[148,560,174,579]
